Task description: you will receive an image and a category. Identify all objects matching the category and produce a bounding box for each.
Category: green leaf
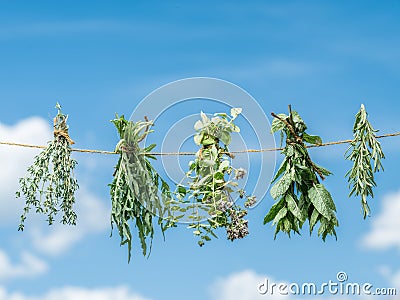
[291,111,307,133]
[271,114,287,133]
[202,136,215,146]
[264,198,285,224]
[273,207,287,225]
[313,163,333,176]
[270,173,292,200]
[308,184,335,220]
[271,158,288,183]
[286,194,302,221]
[144,144,156,152]
[295,164,315,182]
[219,131,231,146]
[309,208,320,233]
[177,185,187,197]
[302,132,322,145]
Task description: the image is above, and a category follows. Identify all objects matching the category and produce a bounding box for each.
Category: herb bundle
[17,103,78,231]
[110,115,174,262]
[175,108,256,246]
[264,106,338,240]
[345,104,385,218]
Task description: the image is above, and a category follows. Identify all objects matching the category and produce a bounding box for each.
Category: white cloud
[361,190,400,250]
[0,117,52,225]
[29,188,109,256]
[0,20,135,39]
[391,271,400,289]
[0,250,48,280]
[209,270,385,300]
[223,59,322,81]
[0,285,150,300]
[376,265,400,290]
[209,270,290,300]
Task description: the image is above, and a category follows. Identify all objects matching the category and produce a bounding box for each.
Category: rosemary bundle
[17,103,78,230]
[345,104,385,218]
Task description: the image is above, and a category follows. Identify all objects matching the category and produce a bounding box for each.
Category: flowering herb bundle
[174,108,256,246]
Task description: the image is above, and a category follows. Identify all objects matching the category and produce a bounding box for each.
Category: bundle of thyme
[110,115,174,262]
[17,103,78,230]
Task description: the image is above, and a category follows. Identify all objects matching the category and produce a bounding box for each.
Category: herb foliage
[174,108,256,246]
[264,106,338,240]
[17,103,78,230]
[110,115,174,262]
[345,104,385,218]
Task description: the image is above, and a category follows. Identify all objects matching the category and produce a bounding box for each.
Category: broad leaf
[263,198,285,224]
[302,132,322,145]
[271,113,287,133]
[271,158,288,183]
[273,207,288,225]
[308,184,335,220]
[286,194,302,221]
[270,173,292,200]
[219,131,231,145]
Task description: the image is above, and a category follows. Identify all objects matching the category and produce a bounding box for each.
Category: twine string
[0,132,398,156]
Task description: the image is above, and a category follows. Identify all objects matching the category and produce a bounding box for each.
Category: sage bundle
[345,104,385,218]
[175,108,256,246]
[264,106,338,240]
[17,103,78,230]
[110,115,174,262]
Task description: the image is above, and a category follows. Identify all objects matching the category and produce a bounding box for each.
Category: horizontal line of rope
[0,132,399,156]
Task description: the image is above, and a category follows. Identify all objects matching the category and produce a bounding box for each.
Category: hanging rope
[0,131,399,156]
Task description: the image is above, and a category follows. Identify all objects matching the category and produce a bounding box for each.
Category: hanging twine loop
[53,116,75,145]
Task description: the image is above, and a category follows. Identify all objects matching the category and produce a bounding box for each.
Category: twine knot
[53,117,75,145]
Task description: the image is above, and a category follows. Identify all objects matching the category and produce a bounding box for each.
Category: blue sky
[0,1,400,300]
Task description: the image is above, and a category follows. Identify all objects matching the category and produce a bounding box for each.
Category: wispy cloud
[0,250,48,280]
[0,285,150,300]
[208,58,335,83]
[29,188,109,256]
[0,20,139,39]
[209,270,289,300]
[332,39,400,69]
[361,190,400,251]
[208,269,391,300]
